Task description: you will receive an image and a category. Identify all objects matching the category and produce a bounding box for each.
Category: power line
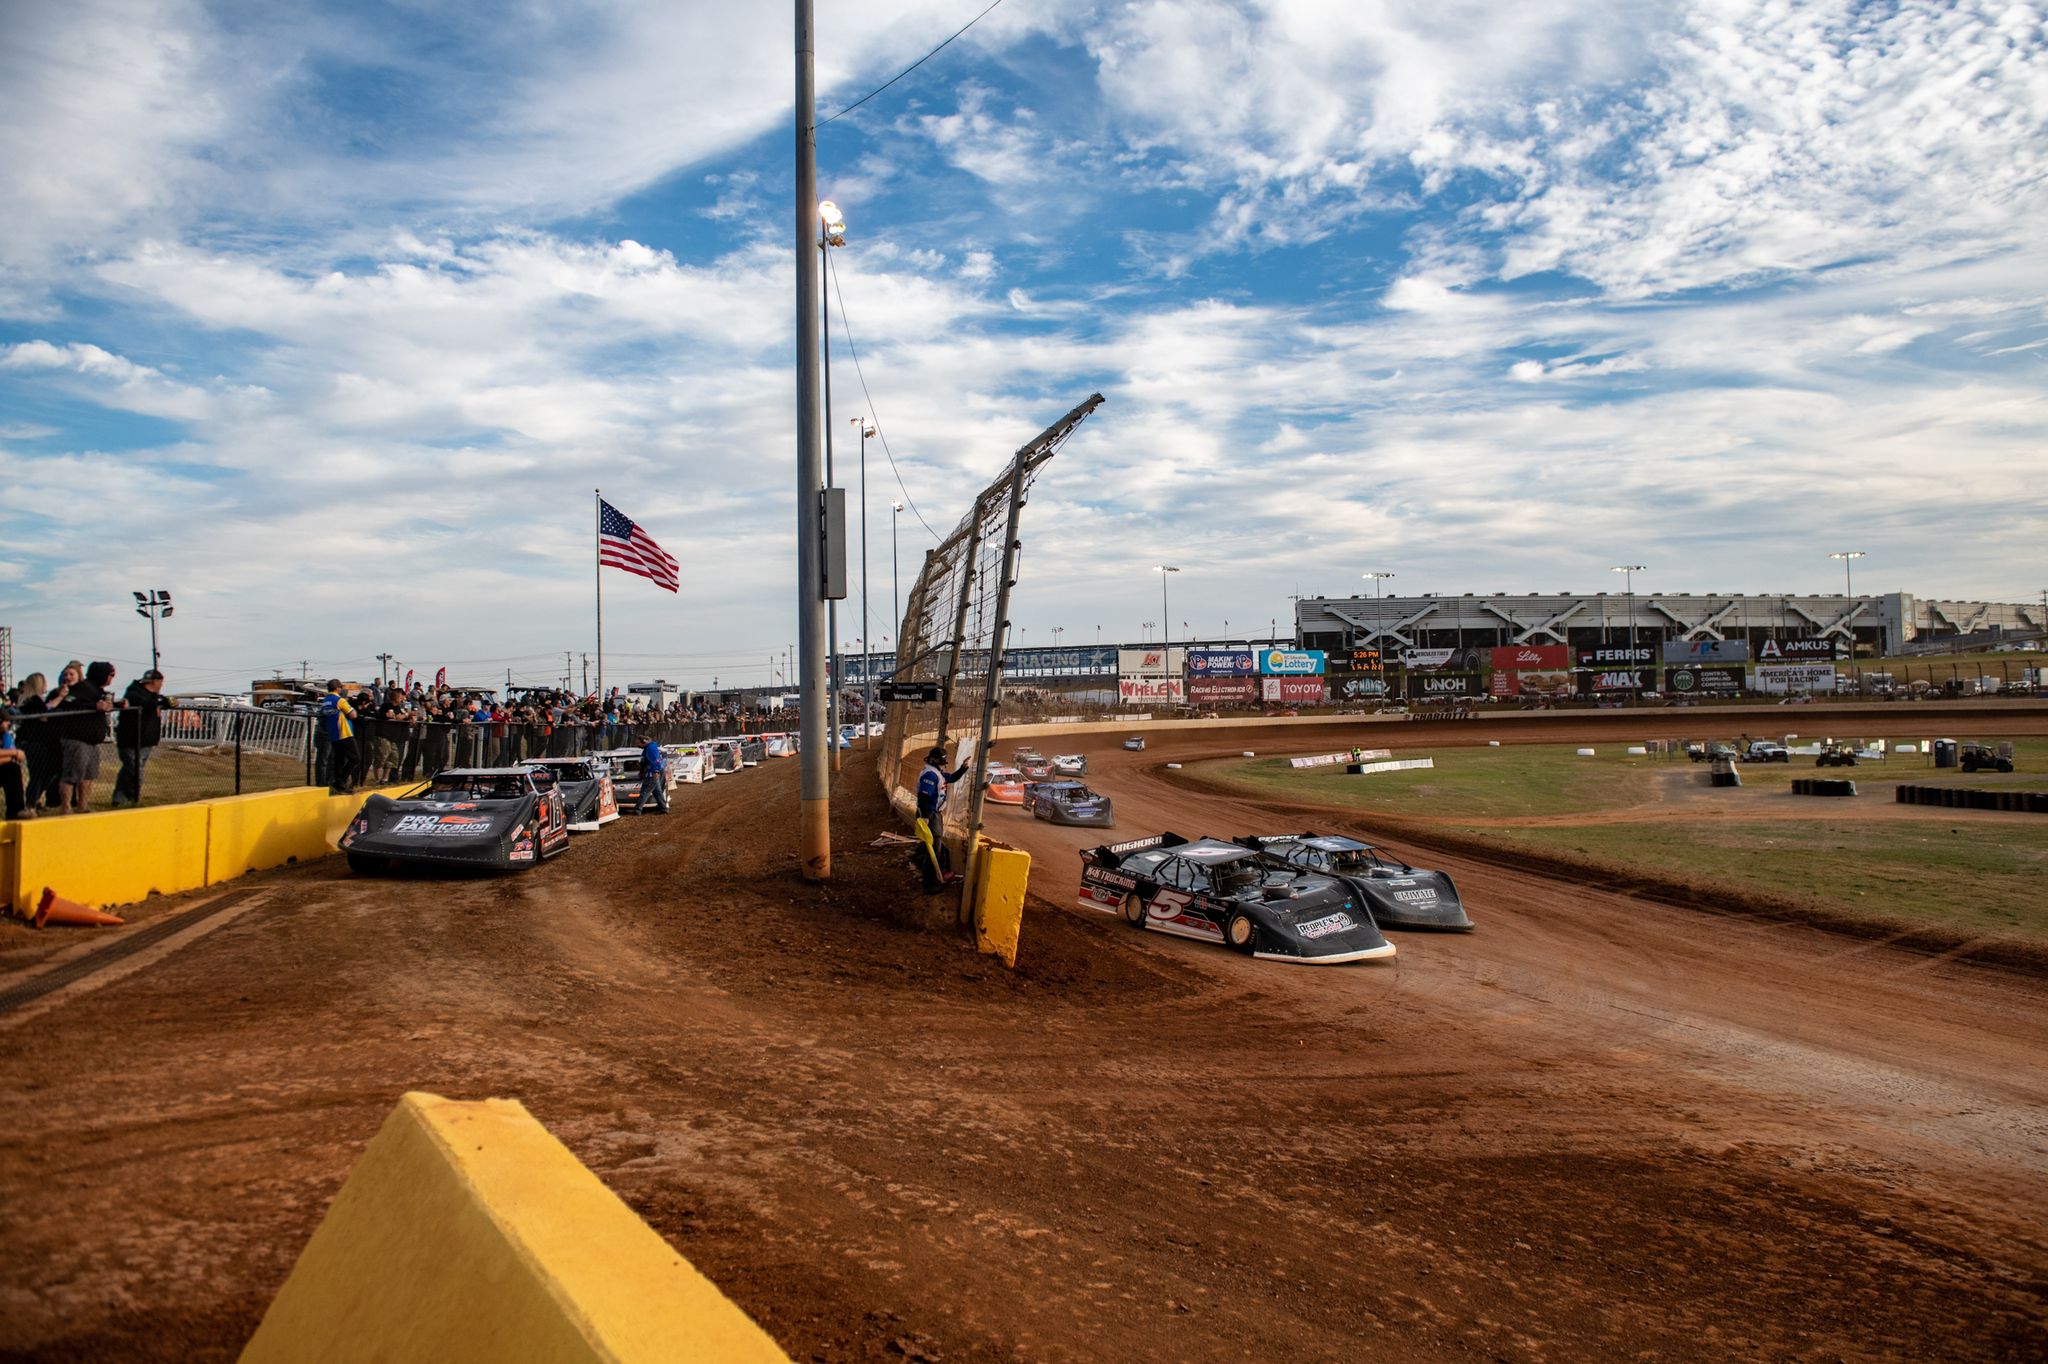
[829,249,941,540]
[815,0,1008,128]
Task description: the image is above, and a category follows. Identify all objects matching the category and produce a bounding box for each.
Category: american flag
[599,498,679,593]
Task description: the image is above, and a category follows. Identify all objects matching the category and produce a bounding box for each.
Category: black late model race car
[1079,833,1395,965]
[1235,833,1474,930]
[522,757,619,833]
[1021,779,1116,828]
[340,767,570,873]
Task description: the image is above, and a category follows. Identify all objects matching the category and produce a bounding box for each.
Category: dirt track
[2,709,2045,1361]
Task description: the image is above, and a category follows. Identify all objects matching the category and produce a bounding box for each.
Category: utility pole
[376,652,395,687]
[299,660,309,680]
[581,653,590,695]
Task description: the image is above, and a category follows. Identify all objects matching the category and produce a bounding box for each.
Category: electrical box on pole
[820,487,848,600]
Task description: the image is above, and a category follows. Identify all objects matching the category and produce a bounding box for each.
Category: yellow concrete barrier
[3,803,209,917]
[973,840,1029,969]
[241,1092,792,1364]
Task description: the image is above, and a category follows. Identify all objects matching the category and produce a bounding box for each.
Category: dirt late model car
[341,767,570,873]
[1078,834,1395,965]
[522,757,620,832]
[1021,779,1116,828]
[984,763,1028,805]
[1234,833,1474,931]
[1051,753,1087,776]
[1122,736,1146,751]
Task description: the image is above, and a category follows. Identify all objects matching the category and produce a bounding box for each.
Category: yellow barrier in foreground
[973,840,1029,969]
[241,1092,792,1364]
[3,784,413,915]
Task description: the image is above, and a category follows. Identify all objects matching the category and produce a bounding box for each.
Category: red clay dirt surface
[2,707,2046,1362]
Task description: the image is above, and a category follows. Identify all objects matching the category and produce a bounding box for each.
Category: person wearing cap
[112,669,177,808]
[913,744,971,892]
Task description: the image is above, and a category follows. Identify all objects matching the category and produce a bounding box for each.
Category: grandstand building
[1294,591,2045,659]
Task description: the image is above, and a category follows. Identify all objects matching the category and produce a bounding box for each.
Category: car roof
[1296,835,1371,852]
[433,767,538,779]
[1171,839,1259,864]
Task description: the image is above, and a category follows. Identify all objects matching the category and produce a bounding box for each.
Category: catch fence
[877,394,1105,918]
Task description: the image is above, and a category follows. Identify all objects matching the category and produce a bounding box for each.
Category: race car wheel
[1998,758,2015,773]
[345,853,384,875]
[1225,911,1257,954]
[1122,894,1146,927]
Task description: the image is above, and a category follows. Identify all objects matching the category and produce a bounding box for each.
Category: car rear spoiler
[1084,831,1187,864]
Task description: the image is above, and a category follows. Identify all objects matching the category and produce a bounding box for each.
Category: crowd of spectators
[3,659,175,818]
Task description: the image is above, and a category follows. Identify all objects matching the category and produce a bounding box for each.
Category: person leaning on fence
[913,746,970,892]
[54,661,117,815]
[320,680,358,795]
[112,669,175,809]
[0,712,28,819]
[10,673,58,815]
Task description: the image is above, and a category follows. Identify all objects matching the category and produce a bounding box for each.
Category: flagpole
[594,488,604,704]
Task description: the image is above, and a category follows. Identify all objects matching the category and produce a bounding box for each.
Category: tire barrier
[1792,778,1858,797]
[1346,758,1435,776]
[1710,758,1741,788]
[1895,785,2048,813]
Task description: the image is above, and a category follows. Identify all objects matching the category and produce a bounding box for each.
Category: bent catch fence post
[878,394,1106,927]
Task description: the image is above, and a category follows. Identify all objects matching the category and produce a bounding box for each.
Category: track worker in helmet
[913,745,970,892]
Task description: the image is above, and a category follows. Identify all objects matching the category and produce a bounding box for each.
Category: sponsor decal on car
[1392,888,1439,902]
[392,813,498,837]
[1296,911,1356,940]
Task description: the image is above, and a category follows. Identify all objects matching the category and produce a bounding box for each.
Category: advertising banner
[1664,664,1746,696]
[1663,639,1750,664]
[1186,649,1258,676]
[1400,648,1456,670]
[1258,649,1327,676]
[1753,663,1839,694]
[1118,675,1185,704]
[1261,677,1327,704]
[1328,674,1390,702]
[1187,676,1258,706]
[1490,645,1571,671]
[1490,668,1574,698]
[1289,749,1392,769]
[1756,638,1842,662]
[1117,647,1186,677]
[1408,673,1479,699]
[1578,668,1652,695]
[1577,646,1655,667]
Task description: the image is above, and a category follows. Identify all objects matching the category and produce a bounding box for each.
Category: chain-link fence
[877,395,1104,913]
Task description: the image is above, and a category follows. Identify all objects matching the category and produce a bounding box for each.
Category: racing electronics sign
[1187,676,1257,705]
[1258,649,1326,675]
[1186,649,1257,676]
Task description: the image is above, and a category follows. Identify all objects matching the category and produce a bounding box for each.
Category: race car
[1021,779,1116,828]
[1123,736,1146,751]
[763,732,798,757]
[984,763,1028,805]
[739,736,767,766]
[1018,754,1055,780]
[1051,753,1087,776]
[1013,747,1045,766]
[600,747,679,812]
[341,767,570,873]
[522,757,620,833]
[703,738,744,774]
[1078,833,1394,964]
[662,744,710,784]
[1234,833,1474,931]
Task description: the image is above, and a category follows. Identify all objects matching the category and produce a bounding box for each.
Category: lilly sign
[1259,649,1326,676]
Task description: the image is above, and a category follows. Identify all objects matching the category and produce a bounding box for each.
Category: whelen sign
[1118,675,1185,704]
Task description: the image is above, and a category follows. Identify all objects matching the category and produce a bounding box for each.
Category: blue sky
[3,0,2044,692]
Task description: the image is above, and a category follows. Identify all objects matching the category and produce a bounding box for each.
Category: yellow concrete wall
[4,802,210,916]
[973,840,1029,969]
[4,784,418,915]
[241,1092,792,1364]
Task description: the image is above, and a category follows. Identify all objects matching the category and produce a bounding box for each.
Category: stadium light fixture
[134,588,173,673]
[1361,571,1395,657]
[1828,550,1865,599]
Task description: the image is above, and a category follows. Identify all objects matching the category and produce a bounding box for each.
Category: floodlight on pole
[1361,571,1394,655]
[1828,550,1865,599]
[133,588,173,673]
[1610,565,1645,703]
[1156,566,1180,683]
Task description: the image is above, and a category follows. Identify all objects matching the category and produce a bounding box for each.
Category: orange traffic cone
[32,888,125,929]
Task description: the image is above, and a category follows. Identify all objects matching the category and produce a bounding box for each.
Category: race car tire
[345,853,385,875]
[1998,758,2015,773]
[1225,911,1257,954]
[1122,894,1146,927]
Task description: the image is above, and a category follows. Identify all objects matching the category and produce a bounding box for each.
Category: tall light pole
[890,501,903,667]
[1828,550,1865,600]
[1611,565,1645,704]
[794,1,830,877]
[132,589,172,673]
[853,416,876,742]
[1156,565,1180,690]
[820,198,847,772]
